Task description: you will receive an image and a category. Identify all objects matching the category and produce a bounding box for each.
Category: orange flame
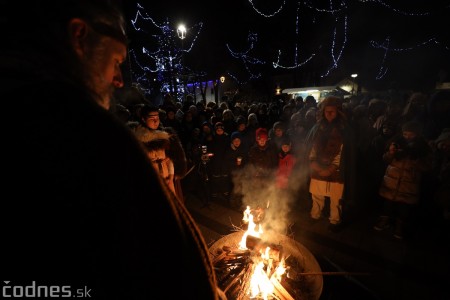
[239,206,287,298]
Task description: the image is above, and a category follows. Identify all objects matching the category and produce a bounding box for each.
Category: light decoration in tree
[227,0,350,84]
[320,15,348,77]
[248,0,286,17]
[226,32,266,85]
[226,0,449,84]
[272,4,316,70]
[361,0,431,16]
[370,37,450,79]
[128,3,203,100]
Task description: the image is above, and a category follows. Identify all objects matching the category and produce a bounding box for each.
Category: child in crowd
[276,136,297,195]
[135,129,176,196]
[374,121,432,239]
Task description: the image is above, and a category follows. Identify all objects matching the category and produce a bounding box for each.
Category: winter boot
[393,219,405,239]
[373,216,390,231]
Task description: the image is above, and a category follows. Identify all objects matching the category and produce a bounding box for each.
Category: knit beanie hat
[273,121,284,131]
[231,131,242,141]
[256,127,268,140]
[215,122,224,129]
[236,116,246,126]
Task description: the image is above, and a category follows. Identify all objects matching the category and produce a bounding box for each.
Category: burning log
[210,228,323,300]
[245,235,283,262]
[244,235,261,250]
[212,251,228,265]
[270,276,295,300]
[223,262,252,293]
[234,262,254,300]
[219,264,245,289]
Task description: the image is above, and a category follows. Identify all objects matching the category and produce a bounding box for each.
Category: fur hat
[320,96,342,109]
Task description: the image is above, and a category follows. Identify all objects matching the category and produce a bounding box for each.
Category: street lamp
[351,73,358,95]
[177,24,187,101]
[177,24,186,66]
[177,24,186,40]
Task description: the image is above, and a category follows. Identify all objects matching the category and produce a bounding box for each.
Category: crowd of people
[116,88,450,241]
[3,0,449,298]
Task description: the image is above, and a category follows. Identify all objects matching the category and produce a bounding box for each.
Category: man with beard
[1,1,222,298]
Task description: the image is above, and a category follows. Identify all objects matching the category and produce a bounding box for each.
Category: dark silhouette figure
[1,1,221,299]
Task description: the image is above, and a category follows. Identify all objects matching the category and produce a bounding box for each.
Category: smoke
[231,162,310,241]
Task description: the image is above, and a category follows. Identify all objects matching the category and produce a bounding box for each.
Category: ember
[210,225,323,299]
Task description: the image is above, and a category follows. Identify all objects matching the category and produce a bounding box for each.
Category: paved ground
[183,183,450,300]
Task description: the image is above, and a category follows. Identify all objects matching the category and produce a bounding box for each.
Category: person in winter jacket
[134,104,188,202]
[247,127,279,209]
[135,128,176,195]
[373,121,432,239]
[276,136,297,195]
[304,96,356,232]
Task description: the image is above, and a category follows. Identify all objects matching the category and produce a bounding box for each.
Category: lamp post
[176,24,187,101]
[219,76,226,103]
[351,73,358,95]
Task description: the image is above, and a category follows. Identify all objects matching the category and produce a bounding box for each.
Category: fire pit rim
[209,230,323,300]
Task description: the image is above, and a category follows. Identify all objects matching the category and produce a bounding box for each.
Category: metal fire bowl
[209,231,323,300]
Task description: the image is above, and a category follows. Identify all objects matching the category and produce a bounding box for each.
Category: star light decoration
[128,3,204,100]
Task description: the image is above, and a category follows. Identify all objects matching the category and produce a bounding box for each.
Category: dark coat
[248,142,279,178]
[2,77,218,299]
[379,135,432,204]
[304,119,358,207]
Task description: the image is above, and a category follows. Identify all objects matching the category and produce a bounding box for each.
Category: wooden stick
[212,251,228,265]
[223,263,250,293]
[235,262,254,300]
[299,271,370,276]
[270,276,295,300]
[219,265,244,287]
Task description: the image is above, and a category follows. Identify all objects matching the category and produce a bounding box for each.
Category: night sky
[123,0,450,92]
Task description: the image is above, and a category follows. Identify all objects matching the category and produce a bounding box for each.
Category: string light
[358,0,431,16]
[247,0,286,18]
[271,2,316,70]
[321,15,348,77]
[370,37,450,52]
[226,32,266,81]
[243,0,449,81]
[127,1,449,90]
[374,37,390,80]
[128,3,204,100]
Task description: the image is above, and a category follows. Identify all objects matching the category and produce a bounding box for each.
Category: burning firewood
[245,235,283,262]
[270,276,295,300]
[210,208,324,300]
[223,262,252,293]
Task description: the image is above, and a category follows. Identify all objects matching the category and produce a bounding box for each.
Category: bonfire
[210,206,324,300]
